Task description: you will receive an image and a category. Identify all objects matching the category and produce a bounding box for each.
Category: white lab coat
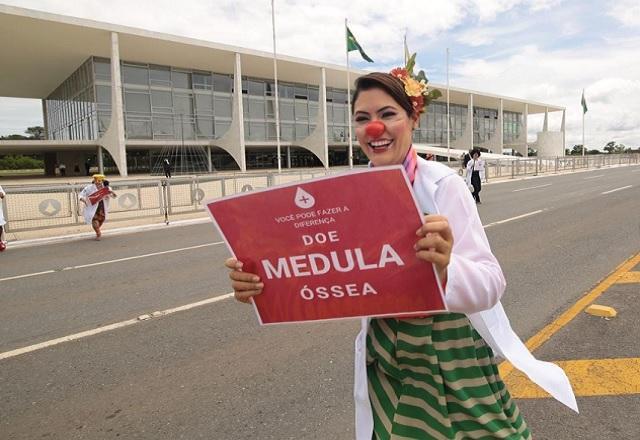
[353,158,577,439]
[79,183,111,224]
[0,185,6,227]
[465,158,485,184]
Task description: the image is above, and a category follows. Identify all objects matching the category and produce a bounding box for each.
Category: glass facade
[413,102,467,144]
[242,78,320,142]
[44,56,523,153]
[45,58,97,140]
[503,111,522,143]
[473,107,498,145]
[45,57,234,141]
[93,58,234,141]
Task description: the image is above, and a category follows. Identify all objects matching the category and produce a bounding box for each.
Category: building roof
[0,4,563,113]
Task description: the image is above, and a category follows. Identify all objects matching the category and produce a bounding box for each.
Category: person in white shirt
[465,148,485,204]
[0,185,6,251]
[223,70,577,439]
[78,174,116,240]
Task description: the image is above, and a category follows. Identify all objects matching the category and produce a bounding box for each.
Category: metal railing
[1,168,339,233]
[455,153,640,181]
[2,154,638,233]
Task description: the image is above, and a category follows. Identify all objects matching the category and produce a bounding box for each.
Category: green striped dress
[366,313,531,439]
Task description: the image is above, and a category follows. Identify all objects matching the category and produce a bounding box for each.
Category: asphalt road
[1,165,638,439]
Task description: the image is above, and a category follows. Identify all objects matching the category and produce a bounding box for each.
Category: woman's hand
[414,215,454,284]
[224,258,264,304]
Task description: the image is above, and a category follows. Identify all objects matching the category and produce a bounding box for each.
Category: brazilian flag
[581,90,588,114]
[346,26,374,63]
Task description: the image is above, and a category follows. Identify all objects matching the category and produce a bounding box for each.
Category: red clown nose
[365,121,385,139]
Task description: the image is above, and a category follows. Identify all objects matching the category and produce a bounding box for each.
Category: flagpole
[271,0,282,172]
[582,107,585,157]
[346,18,353,169]
[446,47,450,164]
[582,89,585,157]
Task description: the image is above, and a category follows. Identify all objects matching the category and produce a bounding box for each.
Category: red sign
[88,187,111,205]
[206,166,447,324]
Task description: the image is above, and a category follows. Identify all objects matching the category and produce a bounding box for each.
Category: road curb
[7,217,211,249]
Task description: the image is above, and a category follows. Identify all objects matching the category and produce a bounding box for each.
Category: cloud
[0,98,43,137]
[452,43,640,148]
[0,0,638,149]
[608,0,640,27]
[455,22,529,47]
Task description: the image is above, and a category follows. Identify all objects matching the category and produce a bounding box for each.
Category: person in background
[85,158,92,176]
[465,148,485,204]
[162,158,172,179]
[0,184,7,251]
[59,162,66,177]
[462,151,471,168]
[79,174,116,240]
[224,68,576,439]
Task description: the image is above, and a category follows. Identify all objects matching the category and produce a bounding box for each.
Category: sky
[1,0,639,150]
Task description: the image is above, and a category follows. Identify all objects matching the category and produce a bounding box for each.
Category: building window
[124,92,151,113]
[193,72,213,90]
[150,65,171,87]
[151,90,173,110]
[123,64,149,86]
[172,71,191,89]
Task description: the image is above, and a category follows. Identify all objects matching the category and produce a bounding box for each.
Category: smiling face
[353,88,418,167]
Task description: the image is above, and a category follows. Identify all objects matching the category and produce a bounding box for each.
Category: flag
[346,26,374,63]
[581,89,588,114]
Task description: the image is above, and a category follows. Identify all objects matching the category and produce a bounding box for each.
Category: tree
[0,134,28,140]
[614,143,628,154]
[25,126,44,139]
[570,144,585,155]
[0,126,45,140]
[604,141,632,154]
[604,141,616,154]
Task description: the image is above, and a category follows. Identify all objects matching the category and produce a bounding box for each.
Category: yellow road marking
[499,252,640,379]
[506,358,640,398]
[617,271,640,284]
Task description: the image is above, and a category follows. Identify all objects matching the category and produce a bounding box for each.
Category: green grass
[0,169,44,176]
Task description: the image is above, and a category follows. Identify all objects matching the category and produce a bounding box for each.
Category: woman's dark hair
[351,72,415,117]
[471,148,481,157]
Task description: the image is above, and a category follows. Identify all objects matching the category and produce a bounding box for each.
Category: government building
[0,5,566,176]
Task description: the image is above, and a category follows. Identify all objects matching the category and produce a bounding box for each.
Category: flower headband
[390,53,441,114]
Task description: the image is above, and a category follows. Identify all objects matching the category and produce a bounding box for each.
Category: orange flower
[390,67,408,79]
[404,77,423,97]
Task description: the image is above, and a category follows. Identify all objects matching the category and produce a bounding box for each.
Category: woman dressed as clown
[79,174,117,240]
[224,57,577,439]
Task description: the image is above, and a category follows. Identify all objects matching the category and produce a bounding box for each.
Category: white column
[543,107,549,132]
[467,93,474,150]
[497,98,504,154]
[207,145,212,172]
[287,146,291,168]
[98,32,128,176]
[523,103,528,156]
[235,53,246,171]
[561,109,566,156]
[216,53,247,171]
[41,100,49,139]
[297,67,330,168]
[320,67,329,168]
